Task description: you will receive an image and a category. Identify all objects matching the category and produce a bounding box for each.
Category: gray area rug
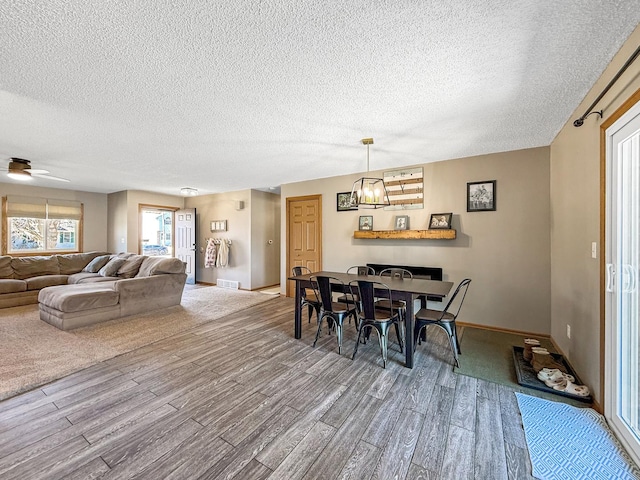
[0,286,274,401]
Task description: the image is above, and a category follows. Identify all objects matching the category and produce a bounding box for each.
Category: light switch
[591,242,597,259]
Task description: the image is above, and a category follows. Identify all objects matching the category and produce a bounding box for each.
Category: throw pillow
[83,255,112,273]
[117,255,145,278]
[98,257,127,277]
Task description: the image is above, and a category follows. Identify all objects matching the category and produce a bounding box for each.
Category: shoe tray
[512,346,592,403]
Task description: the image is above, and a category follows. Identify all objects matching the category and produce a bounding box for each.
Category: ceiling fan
[2,158,70,183]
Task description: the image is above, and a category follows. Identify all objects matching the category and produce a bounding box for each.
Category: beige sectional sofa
[39,255,187,330]
[0,251,187,330]
[0,251,109,308]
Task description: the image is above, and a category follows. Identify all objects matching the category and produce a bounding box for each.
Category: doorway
[286,195,322,297]
[604,90,640,465]
[139,205,175,257]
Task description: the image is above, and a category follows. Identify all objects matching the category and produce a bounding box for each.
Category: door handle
[606,264,615,292]
[622,264,637,293]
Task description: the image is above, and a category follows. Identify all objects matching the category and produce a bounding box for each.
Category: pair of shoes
[553,380,590,397]
[531,348,568,374]
[537,368,575,387]
[523,338,541,362]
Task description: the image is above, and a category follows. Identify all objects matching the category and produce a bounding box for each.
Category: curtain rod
[573,44,640,127]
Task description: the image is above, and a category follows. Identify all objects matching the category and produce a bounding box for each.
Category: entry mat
[516,393,640,480]
[512,346,592,403]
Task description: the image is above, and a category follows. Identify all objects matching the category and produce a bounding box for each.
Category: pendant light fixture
[350,138,390,209]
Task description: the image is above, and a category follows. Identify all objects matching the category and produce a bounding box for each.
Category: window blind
[5,196,47,219]
[47,199,82,220]
[5,196,82,220]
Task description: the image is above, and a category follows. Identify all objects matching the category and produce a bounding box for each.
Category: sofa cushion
[98,257,127,277]
[0,256,13,279]
[83,255,111,273]
[57,252,104,275]
[39,285,120,313]
[0,279,27,294]
[26,275,70,291]
[69,272,100,284]
[76,276,119,283]
[136,257,186,277]
[11,256,60,280]
[117,255,145,279]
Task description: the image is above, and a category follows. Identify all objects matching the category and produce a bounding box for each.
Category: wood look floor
[0,296,535,479]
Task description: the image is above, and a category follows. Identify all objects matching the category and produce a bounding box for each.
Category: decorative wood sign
[383,167,424,210]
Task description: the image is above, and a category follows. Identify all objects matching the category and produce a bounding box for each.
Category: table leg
[404,293,414,368]
[294,282,302,339]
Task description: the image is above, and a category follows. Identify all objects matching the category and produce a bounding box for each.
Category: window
[3,196,83,255]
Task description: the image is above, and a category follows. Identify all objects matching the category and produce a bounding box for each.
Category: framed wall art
[467,180,496,212]
[383,167,424,210]
[210,220,227,231]
[429,212,452,229]
[359,215,373,230]
[395,215,409,230]
[337,192,357,211]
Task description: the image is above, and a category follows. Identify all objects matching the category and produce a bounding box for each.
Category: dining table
[288,270,454,368]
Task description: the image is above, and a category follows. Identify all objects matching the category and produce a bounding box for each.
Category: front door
[286,195,322,297]
[175,208,196,284]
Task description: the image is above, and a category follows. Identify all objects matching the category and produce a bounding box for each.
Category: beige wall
[186,189,252,288]
[281,147,551,333]
[0,182,108,252]
[550,25,640,404]
[251,190,281,289]
[107,190,128,253]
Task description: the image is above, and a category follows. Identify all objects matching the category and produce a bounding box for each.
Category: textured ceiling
[0,1,638,195]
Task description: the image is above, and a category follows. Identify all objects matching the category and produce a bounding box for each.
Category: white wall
[0,182,108,252]
[281,147,551,334]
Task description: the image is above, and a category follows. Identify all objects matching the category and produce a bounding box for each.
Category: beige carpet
[0,286,275,401]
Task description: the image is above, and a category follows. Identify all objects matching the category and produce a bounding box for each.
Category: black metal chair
[375,268,413,336]
[336,265,375,305]
[291,266,321,323]
[414,278,471,368]
[311,275,358,354]
[350,279,403,368]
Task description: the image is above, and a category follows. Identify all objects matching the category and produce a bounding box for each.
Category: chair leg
[453,323,461,354]
[336,320,343,354]
[441,322,460,368]
[379,325,388,369]
[352,324,364,360]
[394,322,404,353]
[313,315,324,347]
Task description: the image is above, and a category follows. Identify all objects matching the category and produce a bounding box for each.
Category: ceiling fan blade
[29,169,50,174]
[31,173,70,182]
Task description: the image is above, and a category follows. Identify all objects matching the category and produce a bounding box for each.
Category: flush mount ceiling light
[349,138,390,209]
[180,187,198,196]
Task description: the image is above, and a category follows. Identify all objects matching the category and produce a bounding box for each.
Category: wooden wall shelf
[353,229,456,240]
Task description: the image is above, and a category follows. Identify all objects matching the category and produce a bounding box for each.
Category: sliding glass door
[605,99,640,465]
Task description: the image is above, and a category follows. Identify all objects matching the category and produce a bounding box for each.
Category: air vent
[217,279,239,289]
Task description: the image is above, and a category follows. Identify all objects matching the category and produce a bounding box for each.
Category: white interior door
[175,208,196,284]
[605,99,640,466]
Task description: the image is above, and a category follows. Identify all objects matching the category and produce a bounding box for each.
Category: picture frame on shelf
[429,212,452,229]
[467,180,496,212]
[337,192,357,211]
[359,215,373,231]
[395,215,409,230]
